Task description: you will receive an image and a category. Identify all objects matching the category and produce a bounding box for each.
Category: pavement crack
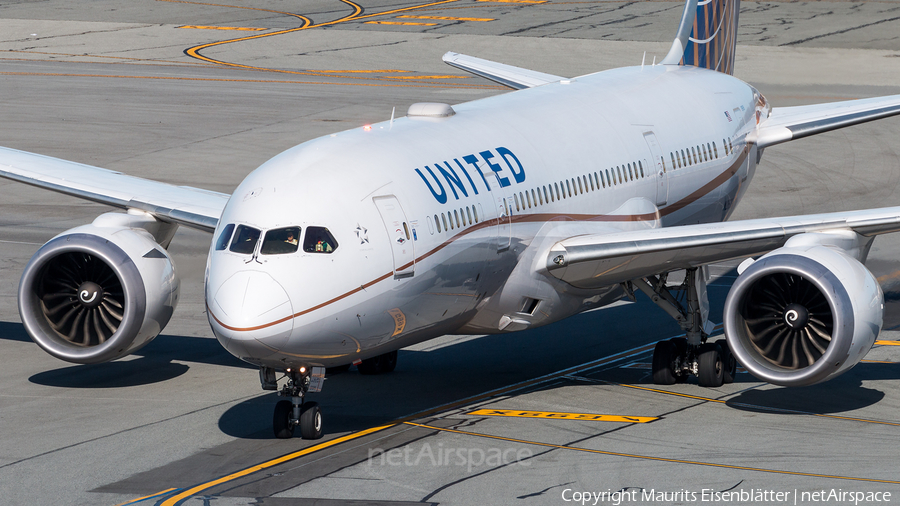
[781,15,900,46]
[516,481,575,499]
[0,392,259,472]
[4,24,157,44]
[294,40,406,56]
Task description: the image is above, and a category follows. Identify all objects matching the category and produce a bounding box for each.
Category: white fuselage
[205,64,764,369]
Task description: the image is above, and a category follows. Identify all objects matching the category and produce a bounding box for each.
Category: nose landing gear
[262,366,326,439]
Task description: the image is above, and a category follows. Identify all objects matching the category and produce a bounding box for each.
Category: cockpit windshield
[303,226,338,254]
[217,224,336,256]
[261,226,301,255]
[229,225,261,254]
[215,223,235,251]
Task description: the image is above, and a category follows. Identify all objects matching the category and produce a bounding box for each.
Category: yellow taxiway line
[467,408,658,423]
[178,25,267,31]
[0,72,498,90]
[397,15,495,21]
[618,383,900,427]
[159,424,395,506]
[365,20,438,25]
[136,340,659,504]
[403,421,900,485]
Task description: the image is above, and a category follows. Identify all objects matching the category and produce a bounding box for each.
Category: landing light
[299,366,307,374]
[363,125,372,132]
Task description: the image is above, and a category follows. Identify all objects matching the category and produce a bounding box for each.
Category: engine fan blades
[38,252,125,347]
[743,273,833,369]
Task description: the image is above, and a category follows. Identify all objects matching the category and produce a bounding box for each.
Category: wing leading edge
[546,207,900,289]
[750,94,900,149]
[442,52,564,90]
[0,146,228,232]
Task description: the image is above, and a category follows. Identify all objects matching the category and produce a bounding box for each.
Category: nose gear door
[373,195,415,279]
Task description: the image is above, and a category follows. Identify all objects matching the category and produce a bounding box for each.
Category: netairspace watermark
[368,443,532,473]
[561,488,892,505]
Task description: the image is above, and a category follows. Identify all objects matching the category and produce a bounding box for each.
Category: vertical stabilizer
[661,0,741,75]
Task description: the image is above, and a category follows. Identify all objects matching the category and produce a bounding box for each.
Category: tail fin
[660,0,741,75]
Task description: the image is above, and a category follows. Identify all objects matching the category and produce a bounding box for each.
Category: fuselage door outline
[643,130,668,206]
[373,195,415,279]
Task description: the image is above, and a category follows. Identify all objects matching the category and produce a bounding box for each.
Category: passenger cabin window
[261,226,301,255]
[215,223,235,251]
[303,226,338,253]
[229,225,261,254]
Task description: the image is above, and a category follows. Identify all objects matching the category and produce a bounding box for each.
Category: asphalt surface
[1,1,899,505]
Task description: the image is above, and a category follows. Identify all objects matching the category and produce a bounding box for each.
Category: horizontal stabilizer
[0,146,228,232]
[546,207,900,289]
[442,52,563,90]
[750,95,900,149]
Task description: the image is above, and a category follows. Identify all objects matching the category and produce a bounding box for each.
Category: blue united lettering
[415,147,526,204]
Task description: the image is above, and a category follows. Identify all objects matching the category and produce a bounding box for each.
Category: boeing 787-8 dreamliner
[3,0,900,439]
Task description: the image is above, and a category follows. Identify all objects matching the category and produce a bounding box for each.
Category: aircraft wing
[545,207,900,289]
[0,146,228,232]
[442,52,564,90]
[750,95,900,149]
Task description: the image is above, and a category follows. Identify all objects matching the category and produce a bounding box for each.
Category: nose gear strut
[261,366,326,439]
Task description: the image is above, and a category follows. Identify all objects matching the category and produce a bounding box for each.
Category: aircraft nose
[207,270,294,361]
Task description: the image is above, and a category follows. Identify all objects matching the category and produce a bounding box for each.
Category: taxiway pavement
[1,1,899,504]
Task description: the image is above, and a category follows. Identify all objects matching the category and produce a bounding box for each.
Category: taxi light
[363,125,372,131]
[299,366,307,374]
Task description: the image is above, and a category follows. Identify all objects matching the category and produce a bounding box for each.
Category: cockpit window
[303,226,338,254]
[229,225,261,254]
[215,223,235,251]
[261,226,301,255]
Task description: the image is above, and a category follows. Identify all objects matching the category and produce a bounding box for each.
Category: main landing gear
[260,366,326,439]
[632,268,738,387]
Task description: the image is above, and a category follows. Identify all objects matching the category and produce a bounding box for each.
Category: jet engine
[18,212,180,364]
[723,234,882,387]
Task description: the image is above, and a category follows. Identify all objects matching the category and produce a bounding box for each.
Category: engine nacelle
[18,212,179,364]
[724,238,882,387]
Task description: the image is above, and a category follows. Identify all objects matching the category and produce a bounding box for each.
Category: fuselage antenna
[390,107,395,130]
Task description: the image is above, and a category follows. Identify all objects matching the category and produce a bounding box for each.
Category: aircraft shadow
[0,321,32,342]
[24,329,253,388]
[725,364,891,415]
[215,297,693,439]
